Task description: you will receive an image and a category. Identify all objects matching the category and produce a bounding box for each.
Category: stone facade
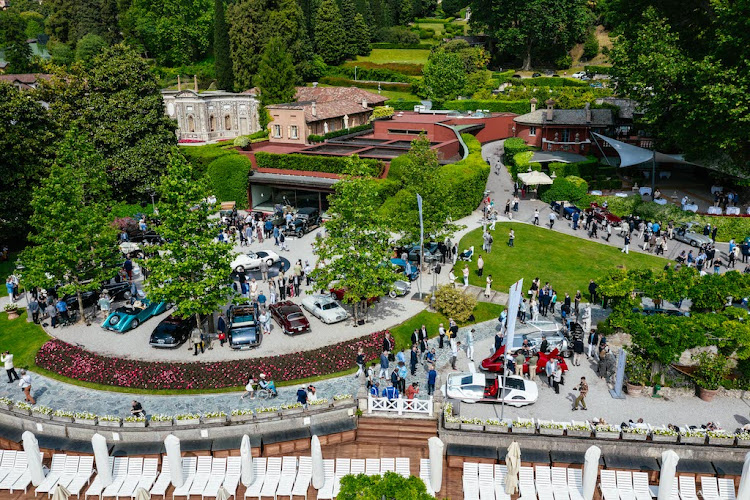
[162,89,261,143]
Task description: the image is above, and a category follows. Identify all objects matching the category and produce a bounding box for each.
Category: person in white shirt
[465,329,475,361]
[19,369,34,404]
[1,351,18,383]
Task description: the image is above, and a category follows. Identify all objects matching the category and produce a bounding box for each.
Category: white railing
[368,395,433,416]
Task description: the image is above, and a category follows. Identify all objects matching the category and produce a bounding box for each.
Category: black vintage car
[290,207,322,238]
[149,314,196,348]
[127,230,164,244]
[228,304,262,349]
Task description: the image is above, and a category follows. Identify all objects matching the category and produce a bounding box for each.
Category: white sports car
[230,250,280,273]
[446,373,538,406]
[301,294,349,324]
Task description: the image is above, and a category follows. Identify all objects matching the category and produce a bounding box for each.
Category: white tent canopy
[591,133,697,168]
[518,170,553,186]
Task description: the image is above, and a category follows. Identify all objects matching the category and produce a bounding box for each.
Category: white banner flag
[505,278,524,353]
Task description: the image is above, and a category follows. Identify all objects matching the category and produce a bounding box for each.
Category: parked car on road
[228,303,262,349]
[572,72,586,79]
[102,298,168,332]
[550,200,581,220]
[389,279,411,298]
[585,203,622,224]
[230,249,280,273]
[301,294,349,324]
[269,300,311,335]
[149,314,195,348]
[290,207,322,238]
[446,373,539,406]
[673,223,712,247]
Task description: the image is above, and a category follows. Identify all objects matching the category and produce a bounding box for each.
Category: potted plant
[538,421,567,436]
[460,417,485,432]
[281,403,304,416]
[174,413,201,426]
[98,415,122,427]
[680,428,706,445]
[332,394,354,407]
[651,426,679,443]
[443,403,460,430]
[485,418,510,433]
[512,419,536,434]
[308,399,330,411]
[254,406,281,420]
[31,405,53,420]
[74,411,97,425]
[4,303,20,320]
[567,422,592,438]
[149,414,174,427]
[692,352,729,402]
[123,415,146,428]
[707,430,736,446]
[737,432,750,447]
[13,401,32,416]
[625,350,650,397]
[594,424,621,440]
[622,427,649,441]
[52,409,74,423]
[202,411,227,424]
[230,408,255,423]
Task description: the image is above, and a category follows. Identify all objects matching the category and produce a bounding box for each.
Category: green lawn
[458,223,667,298]
[0,311,50,369]
[417,22,445,34]
[377,89,421,100]
[0,252,19,297]
[389,302,504,348]
[357,49,431,65]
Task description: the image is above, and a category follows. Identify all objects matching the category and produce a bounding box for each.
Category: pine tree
[314,0,346,64]
[353,13,371,55]
[399,0,413,24]
[214,0,234,91]
[254,37,298,105]
[339,0,358,59]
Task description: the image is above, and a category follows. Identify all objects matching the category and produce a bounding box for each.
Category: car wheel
[690,240,698,247]
[235,265,245,274]
[108,315,120,326]
[296,231,303,239]
[330,292,338,300]
[122,290,132,300]
[389,290,397,299]
[131,319,140,329]
[266,259,274,267]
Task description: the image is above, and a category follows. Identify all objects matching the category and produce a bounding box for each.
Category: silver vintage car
[673,222,712,247]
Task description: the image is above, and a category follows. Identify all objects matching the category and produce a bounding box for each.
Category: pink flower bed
[35,331,386,390]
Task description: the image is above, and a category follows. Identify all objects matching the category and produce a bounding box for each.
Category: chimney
[194,75,198,92]
[545,98,555,121]
[585,102,591,123]
[362,99,367,109]
[312,101,317,117]
[177,75,181,91]
[530,97,538,113]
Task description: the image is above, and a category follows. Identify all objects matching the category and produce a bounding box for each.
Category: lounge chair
[463,462,479,500]
[243,457,266,500]
[290,457,311,500]
[478,463,495,500]
[66,456,95,498]
[86,458,124,500]
[274,457,297,500]
[258,457,281,500]
[315,460,335,500]
[172,456,201,500]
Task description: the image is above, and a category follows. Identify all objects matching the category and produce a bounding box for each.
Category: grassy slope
[356,49,431,65]
[0,252,19,297]
[458,222,667,298]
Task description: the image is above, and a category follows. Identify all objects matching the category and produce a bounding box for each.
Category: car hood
[288,317,309,329]
[150,330,180,343]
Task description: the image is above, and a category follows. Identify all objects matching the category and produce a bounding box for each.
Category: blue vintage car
[101,299,168,332]
[390,258,420,281]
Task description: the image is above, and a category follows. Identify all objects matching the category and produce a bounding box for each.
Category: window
[388,129,423,135]
[209,115,215,132]
[561,128,570,142]
[187,115,195,133]
[273,124,282,138]
[529,126,536,136]
[224,115,232,130]
[290,125,299,139]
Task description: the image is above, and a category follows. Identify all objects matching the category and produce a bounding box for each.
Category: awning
[518,171,553,185]
[531,151,588,164]
[591,133,697,168]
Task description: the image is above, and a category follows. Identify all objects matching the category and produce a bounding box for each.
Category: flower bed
[35,331,386,390]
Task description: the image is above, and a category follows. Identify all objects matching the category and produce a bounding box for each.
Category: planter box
[444,420,461,430]
[333,398,354,407]
[567,429,592,438]
[74,418,96,426]
[622,432,648,441]
[539,427,566,436]
[708,436,736,446]
[512,426,536,434]
[460,423,485,432]
[32,411,51,420]
[680,435,706,445]
[651,434,679,443]
[230,413,254,423]
[737,439,750,448]
[485,425,510,434]
[122,420,147,428]
[175,418,200,426]
[255,411,281,421]
[12,407,31,416]
[281,408,303,416]
[149,419,174,427]
[98,420,121,428]
[595,431,621,440]
[203,417,227,425]
[51,415,74,423]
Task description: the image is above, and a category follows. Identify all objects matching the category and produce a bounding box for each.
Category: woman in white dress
[485,275,493,297]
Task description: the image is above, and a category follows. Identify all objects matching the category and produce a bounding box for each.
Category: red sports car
[585,203,622,224]
[269,300,311,335]
[329,287,379,305]
[480,346,569,375]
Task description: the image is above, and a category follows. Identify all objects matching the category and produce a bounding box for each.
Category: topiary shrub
[207,155,252,208]
[255,151,384,177]
[432,284,478,322]
[233,136,250,149]
[539,175,589,203]
[503,138,530,165]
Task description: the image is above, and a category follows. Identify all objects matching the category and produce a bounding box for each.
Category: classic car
[480,346,569,376]
[390,258,419,281]
[329,286,379,305]
[127,230,164,244]
[673,223,712,247]
[584,203,622,224]
[550,201,581,220]
[230,249,280,273]
[101,298,168,332]
[301,294,349,324]
[389,279,411,298]
[290,207,322,238]
[269,300,311,335]
[62,290,100,310]
[406,243,440,264]
[149,314,195,348]
[228,304,262,349]
[446,373,539,406]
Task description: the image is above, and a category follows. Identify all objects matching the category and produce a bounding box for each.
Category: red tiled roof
[266,100,372,123]
[295,86,388,106]
[0,73,51,84]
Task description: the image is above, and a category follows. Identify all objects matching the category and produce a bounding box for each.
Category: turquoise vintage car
[101,298,168,332]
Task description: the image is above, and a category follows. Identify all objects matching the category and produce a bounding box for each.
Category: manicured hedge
[502,137,530,164]
[180,143,236,176]
[414,17,455,23]
[341,61,423,76]
[308,123,373,143]
[539,175,589,203]
[326,65,415,83]
[441,134,490,217]
[510,151,541,180]
[387,155,410,180]
[255,151,384,177]
[319,76,411,92]
[443,99,531,114]
[385,99,425,111]
[370,42,433,49]
[515,77,588,88]
[207,154,252,209]
[585,65,613,75]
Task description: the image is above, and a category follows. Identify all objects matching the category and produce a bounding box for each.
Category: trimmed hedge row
[319,76,411,92]
[441,133,490,217]
[512,77,588,88]
[370,42,433,49]
[539,176,589,203]
[326,65,415,84]
[502,137,529,163]
[308,123,373,143]
[207,154,252,209]
[585,65,613,75]
[414,16,455,23]
[385,99,427,110]
[255,151,384,177]
[443,99,531,114]
[511,151,542,180]
[341,61,423,76]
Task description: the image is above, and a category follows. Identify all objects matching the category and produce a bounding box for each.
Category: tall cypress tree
[214,0,234,91]
[339,0,358,59]
[314,0,346,64]
[254,37,297,105]
[353,13,371,55]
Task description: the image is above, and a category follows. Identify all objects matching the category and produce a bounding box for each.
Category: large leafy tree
[467,0,590,69]
[312,159,397,324]
[0,83,57,245]
[39,44,177,201]
[254,37,297,105]
[609,4,750,175]
[144,153,233,331]
[21,131,120,322]
[45,0,119,44]
[227,0,311,90]
[214,0,234,91]
[75,33,108,63]
[119,0,213,65]
[314,0,346,65]
[0,11,33,73]
[422,50,467,100]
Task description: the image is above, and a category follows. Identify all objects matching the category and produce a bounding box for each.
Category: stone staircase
[463,285,508,305]
[357,416,438,447]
